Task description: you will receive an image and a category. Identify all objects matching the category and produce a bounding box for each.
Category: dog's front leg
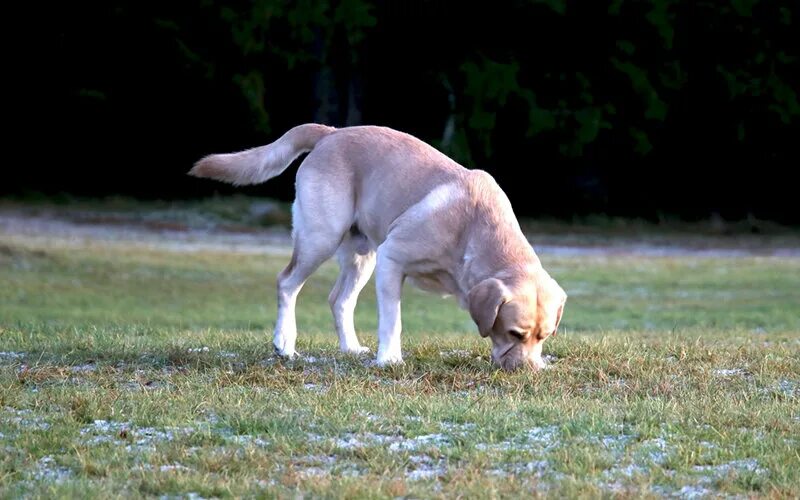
[375,251,404,366]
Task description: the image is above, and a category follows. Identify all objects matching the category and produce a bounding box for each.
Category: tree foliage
[16,0,800,222]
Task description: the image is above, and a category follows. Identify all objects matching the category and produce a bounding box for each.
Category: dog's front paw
[342,345,371,356]
[273,331,297,359]
[274,346,297,360]
[273,339,297,359]
[374,352,404,367]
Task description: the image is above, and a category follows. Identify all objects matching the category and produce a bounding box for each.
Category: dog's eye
[508,330,525,340]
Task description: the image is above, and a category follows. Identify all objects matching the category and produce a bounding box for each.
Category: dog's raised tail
[188,123,336,186]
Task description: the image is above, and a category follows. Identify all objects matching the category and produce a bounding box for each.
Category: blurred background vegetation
[9,0,799,225]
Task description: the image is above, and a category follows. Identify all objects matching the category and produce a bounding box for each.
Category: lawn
[1,206,799,498]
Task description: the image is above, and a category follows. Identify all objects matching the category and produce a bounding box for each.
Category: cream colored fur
[190,124,566,370]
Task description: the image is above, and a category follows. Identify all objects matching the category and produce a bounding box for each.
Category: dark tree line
[10,0,800,223]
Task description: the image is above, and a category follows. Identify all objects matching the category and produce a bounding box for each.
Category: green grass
[1,228,799,498]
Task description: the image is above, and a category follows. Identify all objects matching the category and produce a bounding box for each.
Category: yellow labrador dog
[190,124,566,370]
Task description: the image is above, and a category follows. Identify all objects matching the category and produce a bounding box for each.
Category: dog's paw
[374,354,404,367]
[342,345,371,356]
[273,332,298,359]
[274,344,297,360]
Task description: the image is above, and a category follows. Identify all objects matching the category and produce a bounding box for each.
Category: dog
[190,124,566,370]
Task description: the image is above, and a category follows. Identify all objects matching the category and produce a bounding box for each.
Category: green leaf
[777,51,796,64]
[287,0,329,44]
[334,0,377,49]
[612,59,668,121]
[233,71,270,133]
[630,127,653,155]
[531,0,566,15]
[731,0,759,17]
[768,74,800,124]
[77,89,107,101]
[529,106,556,136]
[645,0,675,49]
[460,58,529,155]
[659,60,687,90]
[616,40,636,55]
[575,107,603,144]
[779,7,792,25]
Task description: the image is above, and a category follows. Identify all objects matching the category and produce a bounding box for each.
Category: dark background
[9,0,800,224]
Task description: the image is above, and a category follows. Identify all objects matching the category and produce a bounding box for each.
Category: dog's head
[468,269,566,371]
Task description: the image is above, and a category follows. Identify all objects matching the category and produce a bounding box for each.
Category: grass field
[1,203,799,498]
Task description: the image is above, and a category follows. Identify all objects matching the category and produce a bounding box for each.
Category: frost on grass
[0,351,25,362]
[645,457,766,497]
[30,456,73,483]
[596,432,636,457]
[318,431,451,452]
[406,455,447,481]
[476,425,560,452]
[81,418,271,452]
[389,434,449,452]
[488,460,549,478]
[2,406,51,431]
[692,458,766,476]
[143,463,193,473]
[440,422,476,434]
[226,434,269,447]
[652,484,712,499]
[356,410,382,422]
[333,432,395,449]
[634,437,670,464]
[527,426,560,446]
[291,455,362,479]
[322,422,468,453]
[438,349,473,358]
[80,419,196,451]
[604,463,647,480]
[775,379,798,396]
[586,430,657,490]
[158,493,207,500]
[69,363,97,373]
[305,431,455,481]
[81,419,129,435]
[712,368,748,377]
[597,438,672,491]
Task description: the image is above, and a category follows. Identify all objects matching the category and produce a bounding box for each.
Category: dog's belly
[407,270,459,297]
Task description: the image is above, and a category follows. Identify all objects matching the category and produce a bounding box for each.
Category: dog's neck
[458,212,541,297]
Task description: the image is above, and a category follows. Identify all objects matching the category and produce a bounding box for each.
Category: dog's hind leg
[328,231,376,355]
[273,199,349,358]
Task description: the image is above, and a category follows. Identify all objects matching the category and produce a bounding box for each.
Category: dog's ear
[550,281,567,336]
[552,296,566,336]
[468,278,512,337]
